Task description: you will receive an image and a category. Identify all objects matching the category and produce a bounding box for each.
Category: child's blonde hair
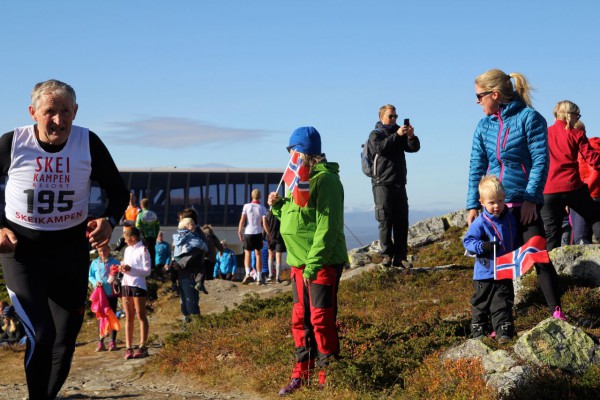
[178,217,195,231]
[479,175,505,201]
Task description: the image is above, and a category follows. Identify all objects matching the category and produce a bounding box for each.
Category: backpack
[361,130,379,177]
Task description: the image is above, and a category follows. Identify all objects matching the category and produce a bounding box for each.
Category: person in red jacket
[570,132,600,244]
[540,100,600,250]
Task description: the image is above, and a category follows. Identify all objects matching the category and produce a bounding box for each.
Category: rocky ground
[0,276,293,400]
[0,266,370,400]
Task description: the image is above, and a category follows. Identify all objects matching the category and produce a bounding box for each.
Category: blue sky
[2,1,600,219]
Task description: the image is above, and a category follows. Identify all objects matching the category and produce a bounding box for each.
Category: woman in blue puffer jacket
[466,69,564,320]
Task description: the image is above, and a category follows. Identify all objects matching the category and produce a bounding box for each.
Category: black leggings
[0,224,89,400]
[541,185,600,251]
[509,206,561,311]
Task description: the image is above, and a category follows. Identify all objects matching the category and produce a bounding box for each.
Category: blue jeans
[177,270,200,317]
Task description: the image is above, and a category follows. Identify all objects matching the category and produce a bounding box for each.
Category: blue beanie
[288,126,321,155]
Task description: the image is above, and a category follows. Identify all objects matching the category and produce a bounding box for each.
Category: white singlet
[242,202,266,235]
[4,125,92,230]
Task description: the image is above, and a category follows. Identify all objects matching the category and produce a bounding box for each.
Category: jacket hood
[311,161,339,176]
[174,229,192,245]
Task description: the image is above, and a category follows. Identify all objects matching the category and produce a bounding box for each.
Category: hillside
[1,213,599,399]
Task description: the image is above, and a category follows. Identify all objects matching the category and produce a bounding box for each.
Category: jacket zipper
[495,112,505,181]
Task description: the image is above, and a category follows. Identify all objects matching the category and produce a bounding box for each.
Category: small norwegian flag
[494,235,550,280]
[282,150,310,207]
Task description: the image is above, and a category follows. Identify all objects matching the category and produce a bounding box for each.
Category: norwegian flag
[282,150,310,207]
[494,235,550,280]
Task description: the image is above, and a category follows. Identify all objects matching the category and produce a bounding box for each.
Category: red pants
[289,265,342,379]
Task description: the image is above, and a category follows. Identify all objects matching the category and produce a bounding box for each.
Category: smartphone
[403,118,410,126]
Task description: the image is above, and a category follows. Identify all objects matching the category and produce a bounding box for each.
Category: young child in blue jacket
[463,175,518,343]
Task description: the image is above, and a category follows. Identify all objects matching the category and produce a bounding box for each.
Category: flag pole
[493,235,497,280]
[271,151,295,210]
[275,150,295,195]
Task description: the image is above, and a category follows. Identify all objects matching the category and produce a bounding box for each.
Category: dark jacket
[368,121,420,185]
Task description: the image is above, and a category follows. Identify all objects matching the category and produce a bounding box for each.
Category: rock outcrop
[444,339,532,398]
[444,318,599,398]
[549,244,600,285]
[407,209,468,248]
[514,318,596,374]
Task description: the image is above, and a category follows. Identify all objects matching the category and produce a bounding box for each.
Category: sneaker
[195,282,209,294]
[553,306,566,321]
[471,324,484,339]
[400,260,413,269]
[497,335,512,344]
[380,255,392,267]
[108,341,117,351]
[242,275,252,285]
[277,278,282,284]
[95,341,106,352]
[133,346,149,359]
[490,331,496,338]
[124,348,134,360]
[278,378,303,396]
[267,276,273,283]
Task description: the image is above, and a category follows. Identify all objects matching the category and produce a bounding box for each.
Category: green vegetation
[149,228,600,399]
[3,226,600,399]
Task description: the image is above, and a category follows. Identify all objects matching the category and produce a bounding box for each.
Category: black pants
[372,184,409,262]
[541,185,600,251]
[0,225,89,400]
[509,205,561,311]
[571,197,600,244]
[471,279,514,332]
[143,236,157,270]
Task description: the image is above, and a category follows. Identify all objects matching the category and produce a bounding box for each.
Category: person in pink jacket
[540,100,600,250]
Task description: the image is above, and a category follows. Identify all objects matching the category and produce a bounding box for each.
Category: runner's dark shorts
[244,233,264,251]
[268,240,287,252]
[122,285,148,297]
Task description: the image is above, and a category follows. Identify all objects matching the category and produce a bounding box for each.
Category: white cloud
[104,117,271,148]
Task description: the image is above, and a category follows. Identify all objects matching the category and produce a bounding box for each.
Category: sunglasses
[387,114,398,119]
[476,91,493,101]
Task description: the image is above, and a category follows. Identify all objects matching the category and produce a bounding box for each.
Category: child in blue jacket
[463,175,517,343]
[214,240,237,280]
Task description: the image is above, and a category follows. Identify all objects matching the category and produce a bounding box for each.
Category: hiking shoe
[380,255,392,267]
[242,275,252,285]
[267,276,274,283]
[471,324,484,339]
[195,282,209,294]
[497,335,512,344]
[278,378,303,396]
[277,278,282,284]
[108,341,117,351]
[133,346,149,359]
[95,341,106,352]
[124,348,134,360]
[553,306,566,321]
